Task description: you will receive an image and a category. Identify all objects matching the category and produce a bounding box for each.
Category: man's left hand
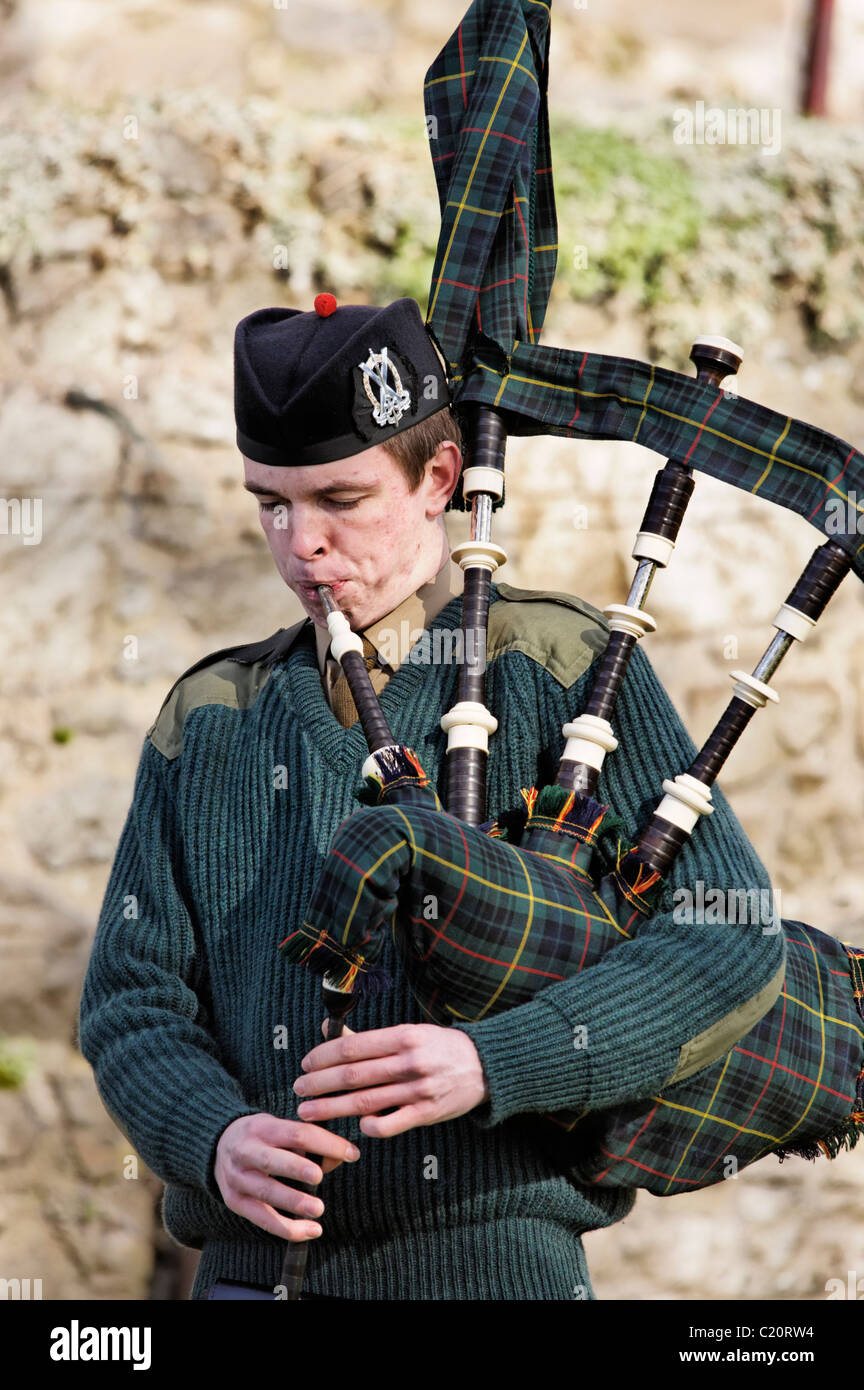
[293,1022,490,1137]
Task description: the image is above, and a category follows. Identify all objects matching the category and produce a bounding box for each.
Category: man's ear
[426,441,463,515]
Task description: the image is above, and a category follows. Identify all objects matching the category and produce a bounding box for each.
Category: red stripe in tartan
[435,274,528,294]
[457,23,467,109]
[565,351,588,429]
[808,446,856,522]
[733,1045,856,1102]
[592,1103,661,1182]
[692,992,791,1186]
[680,389,725,467]
[593,1145,709,1187]
[417,819,470,965]
[460,127,528,144]
[407,913,570,981]
[513,191,530,333]
[332,847,370,878]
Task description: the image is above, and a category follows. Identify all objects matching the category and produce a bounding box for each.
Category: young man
[78,295,784,1300]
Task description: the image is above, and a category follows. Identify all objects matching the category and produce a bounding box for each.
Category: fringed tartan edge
[610,842,670,917]
[523,784,609,846]
[486,783,626,852]
[774,943,864,1164]
[773,1109,864,1164]
[354,745,443,809]
[278,925,393,999]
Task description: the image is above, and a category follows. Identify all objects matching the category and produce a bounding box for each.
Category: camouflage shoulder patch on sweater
[488,583,609,689]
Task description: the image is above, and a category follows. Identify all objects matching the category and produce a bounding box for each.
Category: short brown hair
[381,406,463,492]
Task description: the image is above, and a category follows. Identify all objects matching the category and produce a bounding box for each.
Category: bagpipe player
[77,294,785,1300]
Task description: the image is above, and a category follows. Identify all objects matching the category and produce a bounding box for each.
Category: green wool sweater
[78,585,785,1300]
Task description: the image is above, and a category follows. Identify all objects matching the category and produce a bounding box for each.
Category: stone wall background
[1,0,862,1301]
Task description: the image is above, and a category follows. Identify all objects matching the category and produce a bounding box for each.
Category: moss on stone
[0,1036,34,1089]
[550,121,702,307]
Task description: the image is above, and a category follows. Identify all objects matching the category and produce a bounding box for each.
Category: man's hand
[214,1113,361,1242]
[293,1022,490,1137]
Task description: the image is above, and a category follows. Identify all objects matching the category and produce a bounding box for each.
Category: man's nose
[286,506,328,558]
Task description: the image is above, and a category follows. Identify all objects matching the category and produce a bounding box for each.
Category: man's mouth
[298,580,347,599]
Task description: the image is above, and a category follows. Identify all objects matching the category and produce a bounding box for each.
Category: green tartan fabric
[453,346,864,583]
[279,800,614,1020]
[279,777,864,1191]
[567,919,864,1195]
[423,0,556,366]
[423,1,864,582]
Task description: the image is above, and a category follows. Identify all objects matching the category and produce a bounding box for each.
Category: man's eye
[258,499,361,512]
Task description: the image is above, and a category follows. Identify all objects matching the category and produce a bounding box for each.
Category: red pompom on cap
[314,293,338,317]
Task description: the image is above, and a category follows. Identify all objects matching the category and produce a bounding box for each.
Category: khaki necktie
[329,635,380,728]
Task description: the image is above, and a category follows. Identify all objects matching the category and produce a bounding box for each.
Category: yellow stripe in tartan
[428,34,529,322]
[650,1090,784,1146]
[423,70,476,89]
[473,361,862,512]
[478,54,539,86]
[752,414,791,495]
[770,929,828,1143]
[633,362,656,443]
[408,842,614,925]
[782,989,864,1040]
[462,836,540,1021]
[661,1049,738,1193]
[533,244,557,252]
[443,201,512,218]
[338,839,410,946]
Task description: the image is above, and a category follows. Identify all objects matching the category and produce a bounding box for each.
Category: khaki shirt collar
[314,556,464,677]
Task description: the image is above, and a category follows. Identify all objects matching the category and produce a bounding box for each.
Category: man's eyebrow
[243,479,379,499]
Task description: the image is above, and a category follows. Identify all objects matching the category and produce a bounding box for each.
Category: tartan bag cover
[423,1,864,581]
[279,754,864,1192]
[567,921,864,1194]
[279,774,631,1019]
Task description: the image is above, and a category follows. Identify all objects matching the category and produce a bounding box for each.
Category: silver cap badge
[358,346,412,427]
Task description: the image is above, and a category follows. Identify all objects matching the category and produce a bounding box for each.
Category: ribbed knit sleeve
[451,642,786,1127]
[77,738,260,1197]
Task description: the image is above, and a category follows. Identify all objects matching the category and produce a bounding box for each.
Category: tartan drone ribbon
[423,0,864,579]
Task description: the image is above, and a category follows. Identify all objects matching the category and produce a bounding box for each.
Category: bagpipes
[278,334,864,1216]
[274,0,864,1295]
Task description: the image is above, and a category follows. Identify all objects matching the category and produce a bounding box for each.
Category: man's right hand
[214,1113,361,1242]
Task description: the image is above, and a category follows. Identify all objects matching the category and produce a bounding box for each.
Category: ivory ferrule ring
[326,610,364,663]
[440,701,498,752]
[560,714,619,770]
[450,540,508,573]
[603,604,658,639]
[655,773,714,833]
[730,671,780,709]
[772,603,816,643]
